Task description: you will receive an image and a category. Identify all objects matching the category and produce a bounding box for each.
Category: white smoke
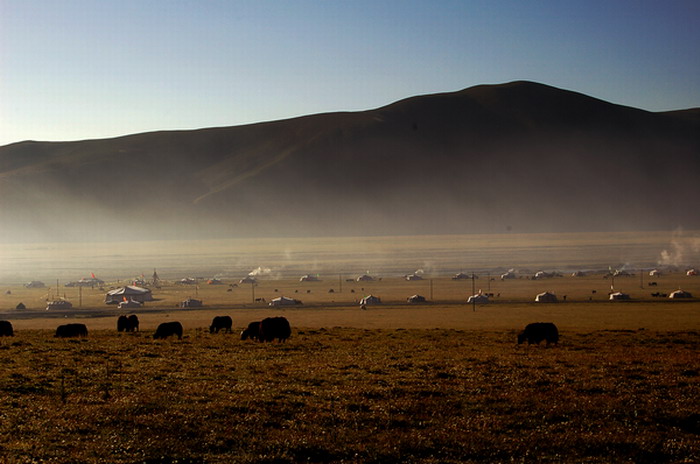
[248,266,273,277]
[658,228,700,267]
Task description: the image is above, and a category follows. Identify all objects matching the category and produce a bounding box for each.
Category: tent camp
[66,276,105,287]
[25,281,45,288]
[535,291,558,303]
[105,286,153,304]
[467,293,489,304]
[609,292,630,301]
[269,296,302,306]
[359,295,381,305]
[669,290,693,299]
[407,294,427,303]
[180,298,203,308]
[533,271,555,280]
[46,300,72,310]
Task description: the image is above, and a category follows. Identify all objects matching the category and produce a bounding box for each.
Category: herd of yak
[0,318,558,345]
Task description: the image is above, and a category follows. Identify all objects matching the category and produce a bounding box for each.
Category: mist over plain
[1,81,699,244]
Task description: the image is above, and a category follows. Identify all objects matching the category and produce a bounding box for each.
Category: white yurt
[669,290,692,299]
[609,292,630,301]
[535,291,558,303]
[269,296,302,306]
[467,293,489,304]
[359,295,381,305]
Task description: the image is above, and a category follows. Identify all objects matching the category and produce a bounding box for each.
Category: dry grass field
[0,327,698,463]
[0,232,699,462]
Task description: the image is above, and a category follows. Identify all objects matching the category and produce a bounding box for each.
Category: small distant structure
[613,270,633,277]
[300,274,320,282]
[179,277,197,285]
[407,294,426,304]
[16,302,26,310]
[66,274,104,287]
[501,270,516,280]
[533,271,554,280]
[132,278,148,286]
[180,298,203,308]
[118,299,143,309]
[105,286,153,304]
[467,293,489,304]
[269,296,302,306]
[359,295,381,306]
[571,271,587,277]
[240,276,257,284]
[669,290,693,299]
[609,292,631,301]
[46,300,73,310]
[25,281,45,289]
[649,269,662,277]
[405,274,423,281]
[452,272,470,280]
[356,274,375,282]
[687,269,698,276]
[535,291,558,303]
[207,278,223,285]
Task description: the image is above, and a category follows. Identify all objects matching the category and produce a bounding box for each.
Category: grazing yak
[517,322,559,346]
[0,320,14,336]
[210,315,233,334]
[55,323,88,338]
[153,321,183,340]
[240,321,261,341]
[260,316,291,343]
[117,314,139,332]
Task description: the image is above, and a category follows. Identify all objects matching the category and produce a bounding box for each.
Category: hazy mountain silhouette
[1,81,698,242]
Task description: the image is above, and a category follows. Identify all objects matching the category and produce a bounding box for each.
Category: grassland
[0,327,698,463]
[1,232,699,462]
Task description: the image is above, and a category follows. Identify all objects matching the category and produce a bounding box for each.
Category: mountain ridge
[1,81,698,242]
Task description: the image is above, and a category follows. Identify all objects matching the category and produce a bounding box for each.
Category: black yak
[240,321,261,341]
[259,317,291,343]
[0,320,14,336]
[55,323,88,338]
[127,315,139,332]
[117,314,139,332]
[517,322,559,346]
[210,315,233,334]
[153,321,183,340]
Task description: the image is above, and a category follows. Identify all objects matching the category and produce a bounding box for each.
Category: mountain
[1,81,699,242]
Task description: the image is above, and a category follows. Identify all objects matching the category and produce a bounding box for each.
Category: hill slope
[1,81,699,242]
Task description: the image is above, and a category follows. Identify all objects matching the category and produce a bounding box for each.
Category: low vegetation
[1,327,698,463]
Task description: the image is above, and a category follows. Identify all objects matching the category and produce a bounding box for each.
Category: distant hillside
[1,81,699,242]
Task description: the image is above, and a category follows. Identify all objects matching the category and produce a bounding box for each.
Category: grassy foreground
[1,328,699,463]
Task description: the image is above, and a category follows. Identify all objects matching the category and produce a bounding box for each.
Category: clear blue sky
[1,0,698,146]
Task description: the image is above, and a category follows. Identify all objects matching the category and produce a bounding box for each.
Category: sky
[1,0,699,147]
